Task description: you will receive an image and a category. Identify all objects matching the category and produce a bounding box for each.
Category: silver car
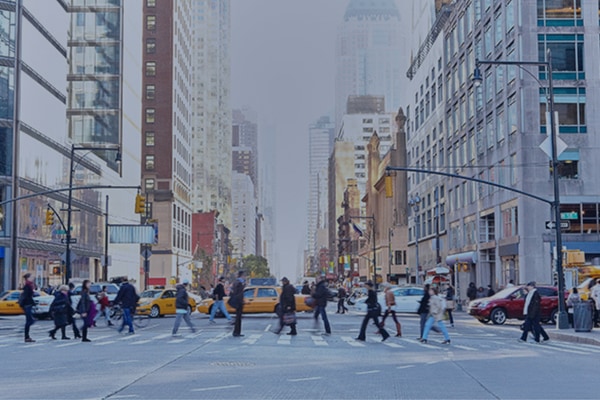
[354,286,424,313]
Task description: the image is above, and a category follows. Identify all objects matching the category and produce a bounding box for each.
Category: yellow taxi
[136,288,197,318]
[196,285,313,316]
[0,290,47,315]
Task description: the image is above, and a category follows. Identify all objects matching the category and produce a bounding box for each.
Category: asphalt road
[0,305,597,400]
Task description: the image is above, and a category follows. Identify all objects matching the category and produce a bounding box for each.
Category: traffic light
[45,209,55,225]
[134,194,146,214]
[384,174,393,198]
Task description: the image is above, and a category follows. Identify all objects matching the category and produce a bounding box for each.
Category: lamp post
[349,215,377,288]
[65,144,121,284]
[408,195,421,285]
[474,50,569,329]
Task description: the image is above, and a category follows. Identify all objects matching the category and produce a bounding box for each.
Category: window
[145,155,155,170]
[145,61,156,76]
[146,15,156,30]
[510,153,517,185]
[537,0,581,26]
[538,34,584,80]
[553,149,579,179]
[146,0,156,6]
[146,38,156,54]
[540,88,586,134]
[145,178,155,191]
[145,108,155,123]
[145,131,155,146]
[145,84,155,100]
[502,206,518,238]
[508,95,517,134]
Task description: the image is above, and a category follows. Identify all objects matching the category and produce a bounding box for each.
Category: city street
[0,305,597,400]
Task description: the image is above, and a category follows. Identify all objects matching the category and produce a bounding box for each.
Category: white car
[354,286,425,314]
[70,283,120,313]
[33,292,56,319]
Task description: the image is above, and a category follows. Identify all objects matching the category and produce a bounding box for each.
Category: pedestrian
[19,273,36,343]
[172,280,196,336]
[590,278,600,328]
[229,270,246,337]
[312,277,331,336]
[95,285,113,327]
[67,282,81,339]
[381,285,402,336]
[77,279,95,342]
[445,284,456,327]
[301,281,311,295]
[467,282,477,302]
[336,286,348,314]
[48,285,71,340]
[209,276,232,324]
[506,279,515,288]
[114,277,139,335]
[417,283,431,340]
[476,286,486,298]
[566,287,581,328]
[519,281,549,343]
[275,277,297,335]
[419,286,451,344]
[355,281,389,342]
[487,284,495,297]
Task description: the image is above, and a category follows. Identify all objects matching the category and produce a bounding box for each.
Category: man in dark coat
[230,270,246,337]
[114,277,139,334]
[301,281,311,295]
[312,278,331,335]
[20,273,36,343]
[275,277,297,335]
[519,281,549,343]
[48,285,71,340]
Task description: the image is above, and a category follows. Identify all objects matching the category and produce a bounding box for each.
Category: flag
[352,222,364,237]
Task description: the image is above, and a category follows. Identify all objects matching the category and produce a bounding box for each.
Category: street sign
[545,220,570,230]
[560,211,578,220]
[141,248,152,259]
[61,238,77,244]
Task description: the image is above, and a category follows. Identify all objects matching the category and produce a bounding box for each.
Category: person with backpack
[209,276,232,324]
[114,277,139,335]
[419,286,451,344]
[20,273,36,343]
[48,285,71,340]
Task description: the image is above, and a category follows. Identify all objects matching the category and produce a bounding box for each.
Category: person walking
[95,285,113,327]
[172,280,196,336]
[230,270,246,337]
[355,281,389,342]
[519,281,549,343]
[312,277,331,335]
[566,287,581,328]
[209,276,232,324]
[20,273,36,343]
[67,282,81,339]
[487,284,495,297]
[381,285,402,337]
[301,281,311,295]
[114,277,139,335]
[445,284,455,327]
[419,286,451,344]
[417,283,431,340]
[467,282,477,302]
[48,285,71,340]
[336,286,348,314]
[275,277,297,335]
[77,280,94,342]
[591,278,600,327]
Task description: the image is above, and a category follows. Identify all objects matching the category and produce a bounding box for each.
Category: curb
[548,331,600,347]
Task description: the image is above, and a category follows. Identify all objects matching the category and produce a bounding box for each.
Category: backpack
[18,291,26,308]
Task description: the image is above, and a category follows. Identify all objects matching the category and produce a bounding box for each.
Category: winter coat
[20,281,35,308]
[428,295,445,321]
[467,284,477,301]
[114,282,139,310]
[417,290,430,314]
[301,284,311,295]
[77,290,92,315]
[175,284,189,310]
[366,289,380,316]
[524,289,541,319]
[591,284,600,309]
[213,283,226,301]
[229,278,245,310]
[50,292,70,327]
[280,283,296,312]
[312,281,329,307]
[566,292,581,313]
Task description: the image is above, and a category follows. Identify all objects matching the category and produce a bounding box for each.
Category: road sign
[141,248,152,259]
[61,238,77,244]
[560,211,578,220]
[545,220,570,230]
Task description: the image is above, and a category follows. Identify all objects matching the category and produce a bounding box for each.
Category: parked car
[354,286,425,313]
[136,288,196,318]
[197,285,313,316]
[0,290,47,315]
[468,285,566,325]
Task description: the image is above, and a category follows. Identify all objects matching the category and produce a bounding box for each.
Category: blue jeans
[422,316,450,341]
[24,305,35,339]
[119,307,134,333]
[313,305,331,334]
[209,300,231,321]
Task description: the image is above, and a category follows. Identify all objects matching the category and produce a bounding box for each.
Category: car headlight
[478,301,489,309]
[138,301,151,307]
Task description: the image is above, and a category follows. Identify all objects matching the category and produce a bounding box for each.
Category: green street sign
[56,229,67,235]
[560,211,578,220]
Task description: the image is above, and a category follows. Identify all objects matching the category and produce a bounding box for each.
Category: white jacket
[591,284,600,308]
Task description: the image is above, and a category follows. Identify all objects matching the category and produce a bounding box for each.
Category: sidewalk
[547,326,600,346]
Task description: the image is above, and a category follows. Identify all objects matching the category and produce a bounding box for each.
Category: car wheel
[550,309,558,325]
[149,305,160,318]
[490,308,507,325]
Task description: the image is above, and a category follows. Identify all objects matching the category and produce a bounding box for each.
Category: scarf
[523,288,536,315]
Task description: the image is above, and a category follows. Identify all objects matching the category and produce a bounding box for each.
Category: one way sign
[545,220,570,230]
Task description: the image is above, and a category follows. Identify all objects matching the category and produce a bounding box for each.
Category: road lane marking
[168,339,186,343]
[356,370,380,375]
[397,365,414,370]
[191,385,242,392]
[110,360,139,365]
[288,377,322,382]
[277,335,291,345]
[131,340,152,345]
[152,333,173,339]
[453,345,477,351]
[56,342,80,347]
[341,336,364,347]
[241,334,261,344]
[311,335,328,346]
[93,341,116,346]
[383,342,403,348]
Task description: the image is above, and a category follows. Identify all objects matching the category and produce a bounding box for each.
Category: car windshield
[140,290,162,299]
[490,287,522,299]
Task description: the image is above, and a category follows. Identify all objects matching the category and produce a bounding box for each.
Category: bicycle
[109,305,149,329]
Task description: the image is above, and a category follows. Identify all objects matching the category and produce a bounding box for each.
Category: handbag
[283,311,297,326]
[304,297,316,308]
[446,300,455,310]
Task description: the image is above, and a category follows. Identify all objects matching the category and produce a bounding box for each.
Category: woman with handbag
[48,285,71,340]
[355,281,389,342]
[275,277,297,335]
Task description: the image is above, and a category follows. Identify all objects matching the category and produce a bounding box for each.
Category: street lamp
[474,49,569,329]
[408,195,421,285]
[65,143,121,284]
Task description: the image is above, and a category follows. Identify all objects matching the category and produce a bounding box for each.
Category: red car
[468,285,565,325]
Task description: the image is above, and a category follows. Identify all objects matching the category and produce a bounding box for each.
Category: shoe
[74,334,82,339]
[382,336,389,342]
[172,334,182,337]
[82,338,91,342]
[61,337,71,340]
[518,339,527,343]
[48,331,56,340]
[273,330,282,335]
[127,331,135,335]
[287,332,297,336]
[419,338,427,344]
[209,320,216,324]
[542,338,550,342]
[232,333,244,337]
[354,337,365,341]
[442,340,451,345]
[396,333,402,337]
[108,321,114,326]
[321,332,331,336]
[24,338,36,343]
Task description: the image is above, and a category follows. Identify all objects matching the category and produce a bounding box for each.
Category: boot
[395,322,402,337]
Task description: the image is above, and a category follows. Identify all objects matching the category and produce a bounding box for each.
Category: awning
[445,251,478,266]
[562,242,600,255]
